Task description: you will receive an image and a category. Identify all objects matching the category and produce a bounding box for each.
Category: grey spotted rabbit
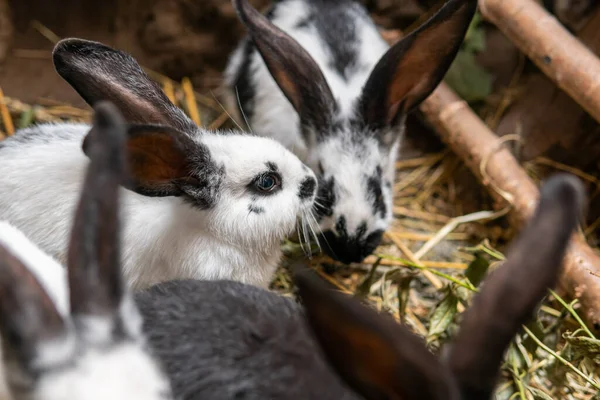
[225,0,477,263]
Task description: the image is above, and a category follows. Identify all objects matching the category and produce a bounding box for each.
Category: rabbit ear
[68,102,128,320]
[294,267,459,400]
[447,173,585,399]
[0,243,66,370]
[358,0,477,130]
[82,122,204,198]
[53,38,197,132]
[233,0,337,131]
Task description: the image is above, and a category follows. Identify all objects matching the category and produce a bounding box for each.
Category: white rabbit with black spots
[225,0,477,263]
[0,38,318,290]
[0,103,172,400]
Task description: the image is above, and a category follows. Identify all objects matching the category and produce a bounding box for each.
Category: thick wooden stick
[478,0,600,124]
[420,83,600,331]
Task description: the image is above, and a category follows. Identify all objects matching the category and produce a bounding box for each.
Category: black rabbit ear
[233,0,336,132]
[53,38,197,132]
[447,173,585,399]
[294,267,459,400]
[358,0,477,130]
[68,102,128,321]
[0,243,66,372]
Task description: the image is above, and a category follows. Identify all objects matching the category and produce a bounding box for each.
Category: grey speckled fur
[135,280,361,400]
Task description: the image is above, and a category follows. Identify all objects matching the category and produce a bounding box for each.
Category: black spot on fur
[181,166,225,210]
[320,218,384,264]
[248,204,265,214]
[231,39,256,122]
[295,14,314,29]
[314,176,336,219]
[298,176,317,200]
[366,166,386,218]
[306,0,362,80]
[335,215,347,237]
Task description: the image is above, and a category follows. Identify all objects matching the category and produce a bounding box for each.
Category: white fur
[31,313,170,400]
[0,224,171,400]
[225,0,398,243]
[0,222,68,315]
[35,341,171,400]
[0,123,316,290]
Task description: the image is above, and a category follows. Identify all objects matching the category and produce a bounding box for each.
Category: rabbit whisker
[306,210,322,252]
[301,214,312,257]
[234,87,254,133]
[297,220,308,256]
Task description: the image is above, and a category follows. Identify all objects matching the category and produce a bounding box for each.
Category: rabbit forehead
[36,343,171,400]
[310,130,397,236]
[202,133,307,182]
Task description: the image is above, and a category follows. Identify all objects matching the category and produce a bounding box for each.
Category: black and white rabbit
[0,103,173,400]
[224,0,477,263]
[0,38,318,290]
[137,172,584,399]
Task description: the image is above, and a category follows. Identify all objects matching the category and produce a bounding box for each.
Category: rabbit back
[135,279,361,400]
[0,124,89,263]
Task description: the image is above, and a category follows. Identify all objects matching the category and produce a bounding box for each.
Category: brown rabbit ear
[358,0,477,130]
[53,38,197,132]
[294,267,459,400]
[82,122,205,199]
[0,243,66,371]
[447,173,585,399]
[68,102,128,320]
[233,0,336,131]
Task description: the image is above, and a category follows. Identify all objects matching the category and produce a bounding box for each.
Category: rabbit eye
[254,173,281,193]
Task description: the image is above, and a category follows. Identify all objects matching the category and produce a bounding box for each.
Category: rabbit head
[0,103,172,400]
[52,39,318,256]
[231,0,477,263]
[295,173,584,399]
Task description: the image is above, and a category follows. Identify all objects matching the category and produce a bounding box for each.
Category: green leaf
[522,321,544,354]
[427,289,458,341]
[563,331,600,364]
[506,342,525,371]
[465,252,490,287]
[355,258,382,298]
[464,12,486,52]
[396,273,415,322]
[18,107,35,129]
[444,50,493,103]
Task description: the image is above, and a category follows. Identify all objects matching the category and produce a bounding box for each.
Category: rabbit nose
[319,229,384,264]
[299,176,317,201]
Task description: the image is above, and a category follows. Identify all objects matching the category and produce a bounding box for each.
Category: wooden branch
[495,5,600,162]
[478,0,600,125]
[420,82,600,332]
